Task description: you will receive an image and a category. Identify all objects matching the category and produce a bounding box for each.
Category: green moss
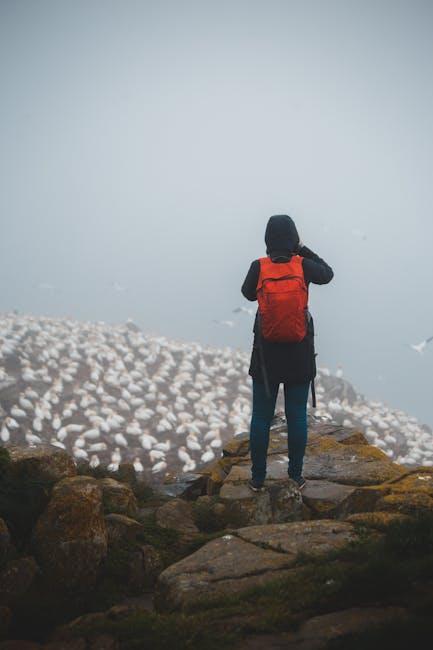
[55,608,241,650]
[192,497,227,532]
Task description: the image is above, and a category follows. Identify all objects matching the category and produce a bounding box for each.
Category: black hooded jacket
[241,215,334,385]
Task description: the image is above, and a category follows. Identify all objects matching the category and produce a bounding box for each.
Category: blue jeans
[249,379,310,483]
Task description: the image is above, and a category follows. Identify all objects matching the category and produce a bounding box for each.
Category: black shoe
[288,476,307,490]
[248,479,265,492]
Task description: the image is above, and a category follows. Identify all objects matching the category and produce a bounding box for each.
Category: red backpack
[256,255,309,343]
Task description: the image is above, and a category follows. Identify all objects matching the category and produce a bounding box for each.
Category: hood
[264,215,300,256]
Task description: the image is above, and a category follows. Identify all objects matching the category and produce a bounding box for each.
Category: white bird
[212,319,235,327]
[50,438,66,450]
[151,460,167,474]
[11,406,27,419]
[1,424,10,442]
[406,336,433,354]
[83,428,100,440]
[150,449,166,462]
[19,396,33,411]
[201,445,216,463]
[25,431,42,445]
[133,457,144,472]
[65,424,85,434]
[114,432,128,447]
[154,439,171,452]
[186,436,202,452]
[88,442,107,452]
[126,421,142,436]
[177,446,192,464]
[112,282,127,292]
[89,454,100,468]
[233,306,255,316]
[111,447,122,464]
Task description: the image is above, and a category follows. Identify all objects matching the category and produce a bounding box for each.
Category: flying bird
[405,336,433,354]
[36,282,56,291]
[212,319,235,327]
[112,282,127,292]
[233,307,255,316]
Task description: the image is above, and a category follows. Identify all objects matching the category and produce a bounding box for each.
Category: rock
[177,474,208,500]
[99,478,138,517]
[32,476,107,590]
[141,544,164,583]
[105,513,143,545]
[301,480,357,518]
[88,636,118,650]
[219,479,304,526]
[114,544,163,593]
[222,433,250,458]
[385,469,433,496]
[307,422,368,446]
[43,641,86,650]
[341,469,433,516]
[235,519,357,557]
[155,499,199,541]
[155,534,295,612]
[0,556,39,606]
[6,446,76,483]
[303,436,404,485]
[0,606,12,639]
[49,602,149,645]
[345,511,412,530]
[160,473,204,498]
[285,606,408,649]
[0,642,42,650]
[377,492,433,516]
[155,519,358,612]
[0,519,12,567]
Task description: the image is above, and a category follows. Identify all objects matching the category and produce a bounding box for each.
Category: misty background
[1,0,432,426]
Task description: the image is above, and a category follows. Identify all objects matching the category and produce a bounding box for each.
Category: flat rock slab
[223,437,402,488]
[225,458,288,482]
[236,520,357,557]
[155,534,296,611]
[155,519,357,612]
[6,446,77,483]
[301,480,357,517]
[302,438,403,486]
[219,480,304,525]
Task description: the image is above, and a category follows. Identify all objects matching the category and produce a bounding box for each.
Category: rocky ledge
[1,414,433,649]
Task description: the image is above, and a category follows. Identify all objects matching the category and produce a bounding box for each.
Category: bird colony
[0,313,431,485]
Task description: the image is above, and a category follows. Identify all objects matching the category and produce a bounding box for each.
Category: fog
[1,0,432,426]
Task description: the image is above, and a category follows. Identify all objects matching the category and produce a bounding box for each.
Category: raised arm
[299,245,334,285]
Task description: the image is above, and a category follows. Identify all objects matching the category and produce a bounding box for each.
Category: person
[241,214,334,491]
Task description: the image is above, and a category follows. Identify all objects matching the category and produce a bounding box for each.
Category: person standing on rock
[241,214,334,492]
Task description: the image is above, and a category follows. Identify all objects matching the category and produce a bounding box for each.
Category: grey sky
[1,0,432,425]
